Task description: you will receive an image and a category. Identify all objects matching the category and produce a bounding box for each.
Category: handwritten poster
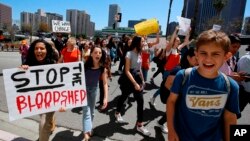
[177,16,191,36]
[52,20,71,33]
[212,24,221,31]
[3,62,86,121]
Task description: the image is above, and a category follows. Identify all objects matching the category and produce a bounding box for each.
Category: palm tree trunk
[181,0,187,17]
[166,0,173,38]
[191,0,199,38]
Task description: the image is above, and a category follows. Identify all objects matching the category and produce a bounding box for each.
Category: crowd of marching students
[17,27,250,141]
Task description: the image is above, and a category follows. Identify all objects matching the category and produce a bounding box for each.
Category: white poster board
[52,20,71,33]
[212,24,221,31]
[3,62,86,121]
[177,16,191,36]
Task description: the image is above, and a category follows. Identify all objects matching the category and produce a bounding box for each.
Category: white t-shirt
[237,52,250,92]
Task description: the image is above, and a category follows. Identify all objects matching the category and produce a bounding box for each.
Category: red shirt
[61,47,80,63]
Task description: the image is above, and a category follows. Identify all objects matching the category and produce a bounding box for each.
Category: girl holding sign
[82,46,108,141]
[21,39,59,141]
[163,26,191,79]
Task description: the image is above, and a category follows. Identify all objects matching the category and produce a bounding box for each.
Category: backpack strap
[182,68,192,85]
[182,68,231,95]
[221,73,231,93]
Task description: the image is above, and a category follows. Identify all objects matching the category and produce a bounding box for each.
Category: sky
[1,0,250,33]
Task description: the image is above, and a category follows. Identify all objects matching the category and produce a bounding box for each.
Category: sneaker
[157,123,168,134]
[150,97,156,106]
[115,113,125,123]
[136,125,151,136]
[151,67,156,72]
[150,78,155,85]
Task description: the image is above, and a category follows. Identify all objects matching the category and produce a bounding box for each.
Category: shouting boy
[167,30,240,141]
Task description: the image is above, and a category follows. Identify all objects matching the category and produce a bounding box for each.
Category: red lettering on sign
[15,89,87,114]
[16,95,26,114]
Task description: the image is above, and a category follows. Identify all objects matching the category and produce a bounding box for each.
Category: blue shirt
[85,68,102,88]
[171,67,240,141]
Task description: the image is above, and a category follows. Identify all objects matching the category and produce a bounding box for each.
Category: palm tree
[190,0,200,38]
[181,0,187,17]
[166,0,173,38]
[212,0,228,18]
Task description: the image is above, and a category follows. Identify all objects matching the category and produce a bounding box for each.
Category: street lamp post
[166,0,173,38]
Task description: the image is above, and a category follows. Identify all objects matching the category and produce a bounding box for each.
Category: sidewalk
[0,111,113,141]
[0,130,30,141]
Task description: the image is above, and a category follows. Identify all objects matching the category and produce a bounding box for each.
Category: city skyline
[1,0,250,34]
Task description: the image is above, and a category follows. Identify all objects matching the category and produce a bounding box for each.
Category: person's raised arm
[148,32,160,48]
[177,28,192,50]
[167,26,179,52]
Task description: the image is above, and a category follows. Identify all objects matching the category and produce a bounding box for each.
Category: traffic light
[115,13,122,22]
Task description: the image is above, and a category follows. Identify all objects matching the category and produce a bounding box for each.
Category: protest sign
[212,24,221,31]
[3,62,86,121]
[177,16,191,36]
[52,20,71,33]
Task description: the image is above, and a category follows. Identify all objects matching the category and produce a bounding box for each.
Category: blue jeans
[153,70,170,98]
[82,86,99,133]
[142,68,148,82]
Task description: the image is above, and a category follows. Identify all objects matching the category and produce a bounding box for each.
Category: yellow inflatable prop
[134,18,159,36]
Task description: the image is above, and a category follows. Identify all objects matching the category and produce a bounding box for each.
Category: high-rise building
[20,12,35,30]
[21,9,62,32]
[128,19,146,28]
[0,3,12,30]
[66,9,95,37]
[183,0,246,34]
[166,22,178,36]
[221,0,246,33]
[66,10,78,35]
[89,22,95,37]
[242,17,250,35]
[46,13,63,31]
[108,4,120,28]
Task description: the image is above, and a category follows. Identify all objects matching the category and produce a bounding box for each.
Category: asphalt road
[0,51,168,141]
[0,45,249,141]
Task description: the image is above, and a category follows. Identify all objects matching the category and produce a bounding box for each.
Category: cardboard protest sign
[212,24,221,31]
[3,62,86,121]
[52,20,71,33]
[177,16,191,36]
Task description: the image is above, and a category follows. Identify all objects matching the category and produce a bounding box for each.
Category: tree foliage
[245,23,250,35]
[213,0,228,16]
[203,16,224,31]
[38,22,49,33]
[21,24,32,34]
[226,19,243,34]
